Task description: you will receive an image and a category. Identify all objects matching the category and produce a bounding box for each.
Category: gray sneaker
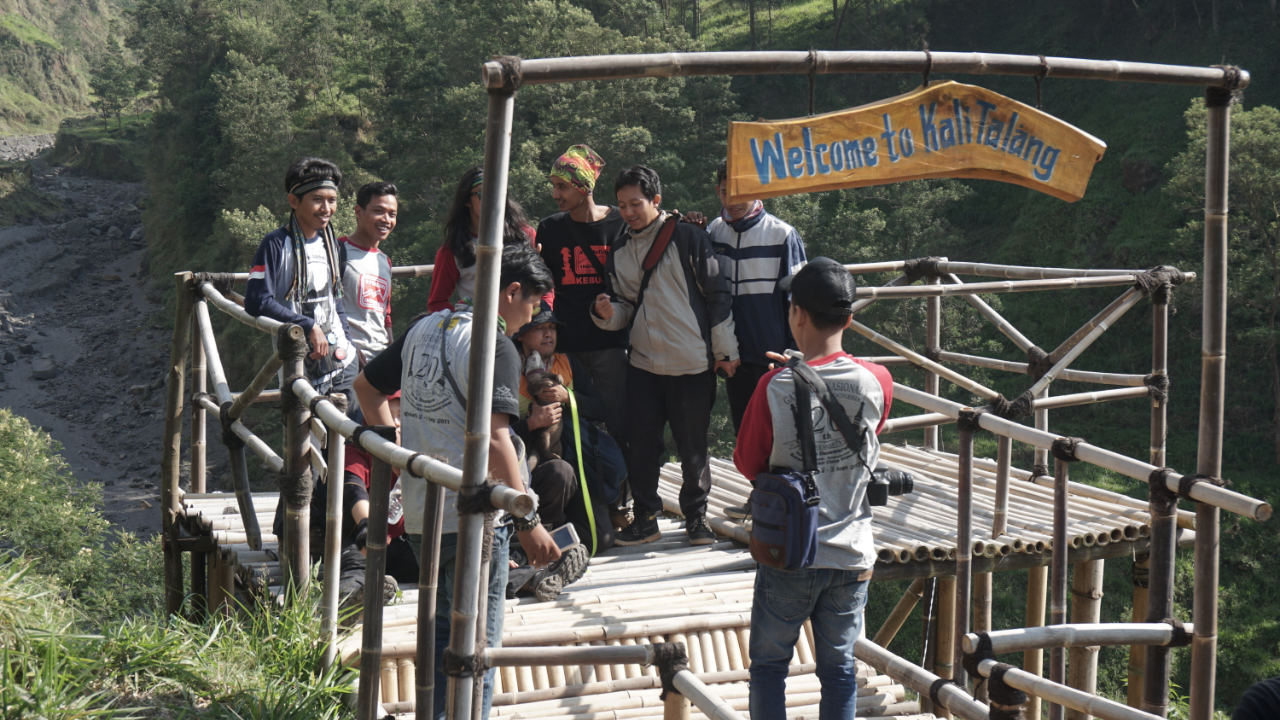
[724,503,751,520]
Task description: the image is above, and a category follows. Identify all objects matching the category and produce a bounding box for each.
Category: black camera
[868,465,914,506]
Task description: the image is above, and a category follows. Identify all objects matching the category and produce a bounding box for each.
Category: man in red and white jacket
[733,257,893,720]
[340,182,398,366]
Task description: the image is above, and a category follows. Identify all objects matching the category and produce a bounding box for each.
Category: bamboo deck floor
[179,443,1175,718]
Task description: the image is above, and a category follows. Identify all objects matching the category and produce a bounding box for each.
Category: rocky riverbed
[0,143,221,537]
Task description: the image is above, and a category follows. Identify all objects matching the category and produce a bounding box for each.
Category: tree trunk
[1211,0,1219,33]
[749,0,758,50]
[693,0,700,39]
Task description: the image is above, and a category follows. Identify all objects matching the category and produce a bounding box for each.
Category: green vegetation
[0,408,361,717]
[0,13,61,51]
[0,159,62,225]
[48,113,147,180]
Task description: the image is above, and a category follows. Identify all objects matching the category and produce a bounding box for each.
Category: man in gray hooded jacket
[592,165,739,546]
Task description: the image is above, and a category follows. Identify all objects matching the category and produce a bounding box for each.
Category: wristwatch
[513,512,541,533]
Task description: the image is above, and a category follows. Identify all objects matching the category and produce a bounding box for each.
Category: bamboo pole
[1066,560,1105,720]
[321,394,348,671]
[935,577,956,720]
[670,669,745,720]
[195,393,283,473]
[943,273,1036,352]
[1128,553,1149,709]
[882,413,952,435]
[226,439,262,551]
[925,277,941,450]
[228,353,283,420]
[199,282,283,334]
[854,638,989,720]
[919,578,938,715]
[1049,458,1071,720]
[483,52,1248,89]
[1141,482,1179,717]
[974,659,1165,720]
[162,272,194,617]
[418,482,445,719]
[851,319,1001,401]
[857,274,1140,299]
[1026,564,1048,720]
[278,323,311,599]
[1027,290,1145,399]
[358,428,396,720]
[938,261,1151,281]
[844,260,908,274]
[872,579,926,647]
[1190,84,1233,720]
[938,351,1148,387]
[190,311,207,494]
[953,423,975,691]
[963,623,1193,655]
[447,83,517,720]
[890,383,1270,520]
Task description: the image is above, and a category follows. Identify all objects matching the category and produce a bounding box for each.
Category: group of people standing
[243,146,892,720]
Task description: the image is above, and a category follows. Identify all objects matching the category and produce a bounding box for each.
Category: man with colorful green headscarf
[537,144,633,529]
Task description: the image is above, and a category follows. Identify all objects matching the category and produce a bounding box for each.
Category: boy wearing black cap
[733,257,893,720]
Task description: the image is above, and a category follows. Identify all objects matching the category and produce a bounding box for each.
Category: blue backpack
[748,358,868,571]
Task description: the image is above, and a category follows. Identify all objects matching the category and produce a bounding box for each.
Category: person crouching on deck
[733,257,894,720]
[591,165,740,547]
[354,242,560,720]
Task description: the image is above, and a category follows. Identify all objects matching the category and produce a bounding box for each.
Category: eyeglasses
[471,189,482,200]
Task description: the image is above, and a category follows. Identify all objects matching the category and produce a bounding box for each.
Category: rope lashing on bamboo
[1030,463,1049,480]
[457,480,503,516]
[217,400,244,451]
[277,325,309,362]
[1163,618,1193,647]
[902,256,944,283]
[929,677,959,708]
[990,390,1036,420]
[1178,474,1229,500]
[962,631,996,690]
[957,408,986,433]
[1144,373,1169,404]
[807,49,818,116]
[1071,585,1103,601]
[987,662,1031,720]
[277,470,314,508]
[191,271,236,297]
[922,46,933,88]
[1133,266,1190,304]
[1133,558,1150,589]
[442,647,488,679]
[1025,346,1053,382]
[924,345,943,363]
[1050,437,1084,463]
[493,55,523,93]
[652,642,689,700]
[1206,65,1244,107]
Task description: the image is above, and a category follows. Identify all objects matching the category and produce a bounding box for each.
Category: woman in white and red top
[339,182,398,366]
[427,166,552,313]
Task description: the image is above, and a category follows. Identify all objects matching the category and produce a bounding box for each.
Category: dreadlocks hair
[444,166,533,269]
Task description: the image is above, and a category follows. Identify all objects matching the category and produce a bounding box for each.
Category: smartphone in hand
[549,523,581,551]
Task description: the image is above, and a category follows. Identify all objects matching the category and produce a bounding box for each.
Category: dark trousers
[626,366,715,519]
[529,458,615,552]
[725,361,772,435]
[569,348,630,455]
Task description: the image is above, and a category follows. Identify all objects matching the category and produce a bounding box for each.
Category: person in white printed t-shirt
[340,181,399,367]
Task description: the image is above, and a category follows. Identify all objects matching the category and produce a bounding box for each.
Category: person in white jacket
[592,165,739,546]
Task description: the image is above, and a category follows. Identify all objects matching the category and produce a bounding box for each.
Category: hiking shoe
[686,514,716,546]
[724,503,751,520]
[609,507,633,531]
[532,545,590,602]
[337,546,398,616]
[614,513,661,546]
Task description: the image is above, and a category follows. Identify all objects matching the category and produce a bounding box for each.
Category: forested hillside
[4,0,1276,710]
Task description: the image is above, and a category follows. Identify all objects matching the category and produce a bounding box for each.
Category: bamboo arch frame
[155,50,1263,720]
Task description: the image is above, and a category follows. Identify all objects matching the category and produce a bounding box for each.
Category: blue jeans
[749,564,870,720]
[407,524,511,720]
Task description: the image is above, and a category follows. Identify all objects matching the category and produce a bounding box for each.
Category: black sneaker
[337,545,397,616]
[686,514,716,546]
[532,545,590,601]
[724,503,751,520]
[614,513,661,546]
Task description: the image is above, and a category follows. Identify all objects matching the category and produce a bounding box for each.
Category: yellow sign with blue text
[725,81,1106,203]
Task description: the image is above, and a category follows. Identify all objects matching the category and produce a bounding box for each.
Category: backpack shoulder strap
[437,317,468,407]
[791,359,869,466]
[789,361,818,474]
[626,216,680,333]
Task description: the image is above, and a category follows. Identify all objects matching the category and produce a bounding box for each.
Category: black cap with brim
[514,304,567,340]
[778,257,857,315]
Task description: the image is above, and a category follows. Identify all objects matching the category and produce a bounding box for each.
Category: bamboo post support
[953,420,976,690]
[196,393,284,474]
[277,323,311,599]
[935,576,956,720]
[1141,482,1179,717]
[472,519,494,717]
[1066,562,1105,720]
[925,276,941,450]
[963,622,1194,655]
[447,82,517,720]
[1049,457,1071,720]
[227,353,284,420]
[162,272,195,617]
[418,482,446,719]
[944,273,1037,352]
[357,426,396,720]
[1026,563,1048,720]
[872,578,926,648]
[321,394,348,671]
[977,659,1165,720]
[938,350,1149,387]
[1127,553,1149,709]
[891,383,1270,520]
[1191,83,1234,720]
[854,638,989,720]
[1027,289,1145,398]
[190,308,207,494]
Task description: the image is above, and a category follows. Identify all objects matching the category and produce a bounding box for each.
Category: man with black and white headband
[246,157,358,409]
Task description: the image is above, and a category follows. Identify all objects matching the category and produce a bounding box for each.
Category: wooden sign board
[726,81,1106,203]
